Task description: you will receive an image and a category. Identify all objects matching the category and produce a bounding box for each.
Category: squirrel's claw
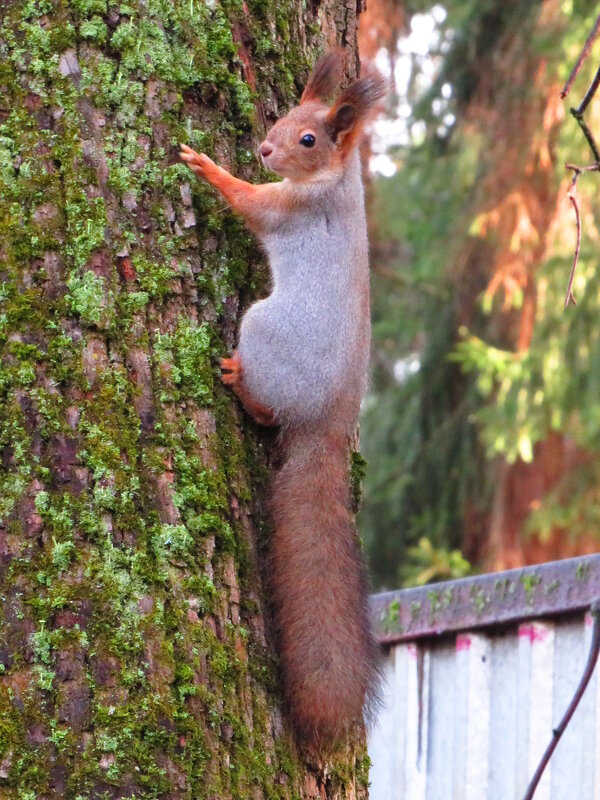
[179,143,196,162]
[220,355,241,386]
[179,144,215,176]
[220,354,276,426]
[220,356,240,374]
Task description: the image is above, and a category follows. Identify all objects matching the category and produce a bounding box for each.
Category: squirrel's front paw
[179,144,215,177]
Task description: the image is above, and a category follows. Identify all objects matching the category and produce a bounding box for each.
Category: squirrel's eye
[299,134,316,148]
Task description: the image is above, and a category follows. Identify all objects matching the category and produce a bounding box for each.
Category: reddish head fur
[259,54,389,180]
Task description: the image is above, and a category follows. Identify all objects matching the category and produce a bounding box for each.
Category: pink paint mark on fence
[456,634,472,652]
[519,623,548,643]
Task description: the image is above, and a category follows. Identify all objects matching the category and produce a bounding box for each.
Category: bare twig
[563,162,600,307]
[576,64,600,116]
[561,10,600,306]
[570,108,600,162]
[523,598,600,800]
[561,12,600,99]
[564,162,600,174]
[564,167,581,307]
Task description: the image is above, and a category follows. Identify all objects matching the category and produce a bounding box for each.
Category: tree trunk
[0,0,369,797]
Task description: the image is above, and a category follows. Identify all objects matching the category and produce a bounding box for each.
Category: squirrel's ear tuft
[330,65,390,127]
[300,49,345,104]
[325,64,390,149]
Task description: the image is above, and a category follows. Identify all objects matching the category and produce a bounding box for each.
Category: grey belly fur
[237,153,370,424]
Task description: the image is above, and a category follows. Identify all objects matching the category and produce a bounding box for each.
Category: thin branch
[523,598,600,800]
[564,162,600,174]
[561,13,600,307]
[563,162,600,308]
[564,169,581,308]
[561,12,600,99]
[577,64,600,116]
[570,108,600,162]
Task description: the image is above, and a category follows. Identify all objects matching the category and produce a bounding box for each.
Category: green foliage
[361,0,600,587]
[401,538,471,586]
[361,137,486,587]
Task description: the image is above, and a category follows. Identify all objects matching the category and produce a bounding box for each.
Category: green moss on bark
[0,0,368,796]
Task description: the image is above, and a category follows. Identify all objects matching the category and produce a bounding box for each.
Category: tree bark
[0,0,370,797]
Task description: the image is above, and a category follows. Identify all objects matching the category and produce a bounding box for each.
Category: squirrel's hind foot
[220,356,242,385]
[220,353,277,427]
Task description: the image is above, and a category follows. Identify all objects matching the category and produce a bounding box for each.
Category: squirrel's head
[259,50,389,182]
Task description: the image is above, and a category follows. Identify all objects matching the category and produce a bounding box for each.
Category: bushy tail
[269,422,380,747]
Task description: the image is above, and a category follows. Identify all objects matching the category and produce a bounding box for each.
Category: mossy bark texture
[0,0,369,796]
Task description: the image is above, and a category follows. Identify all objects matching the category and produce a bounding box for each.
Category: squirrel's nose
[260,142,273,158]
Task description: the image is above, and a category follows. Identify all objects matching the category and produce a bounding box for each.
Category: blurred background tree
[358,0,600,588]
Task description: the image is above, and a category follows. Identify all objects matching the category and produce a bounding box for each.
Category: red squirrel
[181,50,387,747]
